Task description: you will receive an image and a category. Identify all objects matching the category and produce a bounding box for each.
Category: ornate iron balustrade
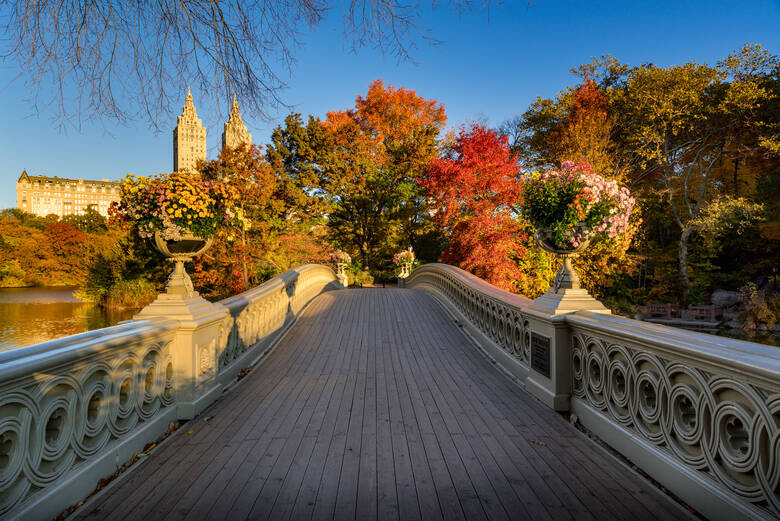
[568,312,780,520]
[0,319,179,520]
[0,264,339,520]
[406,263,780,521]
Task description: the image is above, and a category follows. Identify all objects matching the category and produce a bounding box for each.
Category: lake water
[0,287,137,352]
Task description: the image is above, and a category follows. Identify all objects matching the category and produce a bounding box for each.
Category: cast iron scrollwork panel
[571,331,780,517]
[0,341,174,516]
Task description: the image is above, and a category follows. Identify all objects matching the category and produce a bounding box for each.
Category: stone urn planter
[153,232,213,297]
[534,227,593,294]
[336,262,349,287]
[329,251,351,288]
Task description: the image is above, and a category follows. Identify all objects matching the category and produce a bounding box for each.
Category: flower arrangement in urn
[329,250,352,266]
[329,250,351,287]
[393,248,416,278]
[111,171,241,296]
[521,161,635,294]
[111,171,241,241]
[521,161,635,251]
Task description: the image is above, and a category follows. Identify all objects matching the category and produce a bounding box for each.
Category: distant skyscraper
[173,88,207,172]
[221,96,252,150]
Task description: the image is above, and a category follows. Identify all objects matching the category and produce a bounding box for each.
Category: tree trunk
[361,241,369,270]
[678,226,693,303]
[241,227,249,291]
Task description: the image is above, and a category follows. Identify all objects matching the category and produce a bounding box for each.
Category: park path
[74,288,691,521]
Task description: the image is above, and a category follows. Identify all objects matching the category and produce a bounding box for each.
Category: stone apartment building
[173,88,208,173]
[15,171,120,217]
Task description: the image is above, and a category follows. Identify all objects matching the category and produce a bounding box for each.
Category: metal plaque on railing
[531,332,551,378]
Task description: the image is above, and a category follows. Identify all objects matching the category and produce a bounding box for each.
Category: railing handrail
[0,317,178,381]
[218,263,336,312]
[568,311,780,389]
[409,262,780,388]
[408,263,533,309]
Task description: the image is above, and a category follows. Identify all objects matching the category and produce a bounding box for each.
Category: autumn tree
[615,48,777,301]
[421,125,537,292]
[46,221,85,256]
[503,76,628,179]
[548,78,617,179]
[196,144,279,294]
[318,80,446,270]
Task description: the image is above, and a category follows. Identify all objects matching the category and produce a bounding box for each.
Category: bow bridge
[1,264,778,520]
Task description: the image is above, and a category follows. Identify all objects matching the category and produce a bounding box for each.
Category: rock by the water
[711,289,741,308]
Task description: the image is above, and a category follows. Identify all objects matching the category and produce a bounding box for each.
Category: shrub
[104,279,159,309]
[740,283,780,329]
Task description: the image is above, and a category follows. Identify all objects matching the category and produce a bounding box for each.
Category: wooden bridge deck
[75,289,691,521]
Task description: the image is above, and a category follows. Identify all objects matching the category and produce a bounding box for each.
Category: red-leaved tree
[421,124,528,291]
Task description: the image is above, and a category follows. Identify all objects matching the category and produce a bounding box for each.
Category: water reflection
[0,287,137,351]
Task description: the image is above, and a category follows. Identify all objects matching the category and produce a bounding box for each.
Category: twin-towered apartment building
[15,91,252,217]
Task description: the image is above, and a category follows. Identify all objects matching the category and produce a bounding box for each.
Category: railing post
[134,270,230,420]
[524,282,611,412]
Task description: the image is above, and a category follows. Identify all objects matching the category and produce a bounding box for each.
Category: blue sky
[2,1,779,210]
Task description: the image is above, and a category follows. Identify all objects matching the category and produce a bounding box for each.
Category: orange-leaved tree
[195,144,279,295]
[319,79,446,271]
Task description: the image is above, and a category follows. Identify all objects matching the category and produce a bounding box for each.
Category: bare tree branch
[0,0,495,129]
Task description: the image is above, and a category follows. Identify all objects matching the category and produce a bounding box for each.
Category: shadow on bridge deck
[73,288,692,521]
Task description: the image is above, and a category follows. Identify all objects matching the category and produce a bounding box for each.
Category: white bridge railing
[406,263,780,521]
[0,264,340,520]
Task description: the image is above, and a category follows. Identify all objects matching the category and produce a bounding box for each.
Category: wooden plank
[381,294,423,521]
[308,290,369,521]
[255,293,360,521]
[385,294,445,521]
[374,291,400,521]
[355,298,379,521]
[234,293,359,521]
[286,292,357,521]
[179,292,353,521]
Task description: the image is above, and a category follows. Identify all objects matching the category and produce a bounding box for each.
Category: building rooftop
[17,170,120,186]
